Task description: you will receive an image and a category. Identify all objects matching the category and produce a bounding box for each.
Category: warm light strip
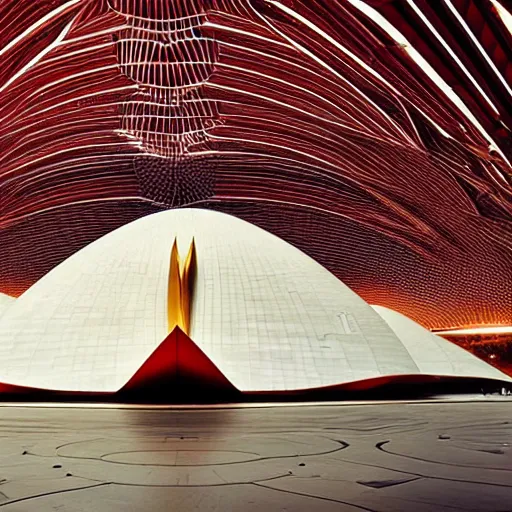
[347,0,511,165]
[0,20,75,94]
[261,0,418,146]
[492,0,512,35]
[0,0,82,57]
[435,326,512,335]
[406,0,500,115]
[443,0,512,99]
[261,0,450,140]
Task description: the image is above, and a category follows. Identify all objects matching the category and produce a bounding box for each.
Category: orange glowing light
[434,326,512,336]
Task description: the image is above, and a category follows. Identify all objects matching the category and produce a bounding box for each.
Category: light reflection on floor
[0,394,511,409]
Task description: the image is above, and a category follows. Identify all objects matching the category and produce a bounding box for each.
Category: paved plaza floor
[0,400,510,511]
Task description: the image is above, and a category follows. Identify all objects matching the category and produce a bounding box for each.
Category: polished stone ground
[0,400,510,511]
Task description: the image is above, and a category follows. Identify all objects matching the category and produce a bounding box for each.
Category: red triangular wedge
[0,381,42,394]
[119,327,238,400]
[120,327,180,392]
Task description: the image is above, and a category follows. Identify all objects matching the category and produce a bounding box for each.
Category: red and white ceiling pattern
[0,0,511,331]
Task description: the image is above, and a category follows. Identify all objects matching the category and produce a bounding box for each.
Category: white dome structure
[0,208,508,394]
[371,306,506,379]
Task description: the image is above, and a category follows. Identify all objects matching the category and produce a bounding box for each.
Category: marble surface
[0,401,510,510]
[0,294,14,319]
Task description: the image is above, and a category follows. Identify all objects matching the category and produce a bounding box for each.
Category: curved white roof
[0,208,508,392]
[0,293,14,319]
[371,306,509,381]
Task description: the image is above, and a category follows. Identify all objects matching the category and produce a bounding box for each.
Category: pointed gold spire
[167,237,196,335]
[167,239,182,333]
[180,237,196,335]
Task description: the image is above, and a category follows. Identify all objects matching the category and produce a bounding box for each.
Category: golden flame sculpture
[167,238,196,336]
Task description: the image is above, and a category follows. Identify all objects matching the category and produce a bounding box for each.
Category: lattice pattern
[0,0,511,340]
[112,0,221,174]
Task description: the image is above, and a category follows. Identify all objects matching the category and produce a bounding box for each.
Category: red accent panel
[0,381,109,399]
[0,328,237,400]
[0,372,504,402]
[175,328,235,389]
[243,374,440,397]
[120,328,179,391]
[0,382,41,394]
[323,374,442,392]
[119,327,238,397]
[244,374,489,399]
